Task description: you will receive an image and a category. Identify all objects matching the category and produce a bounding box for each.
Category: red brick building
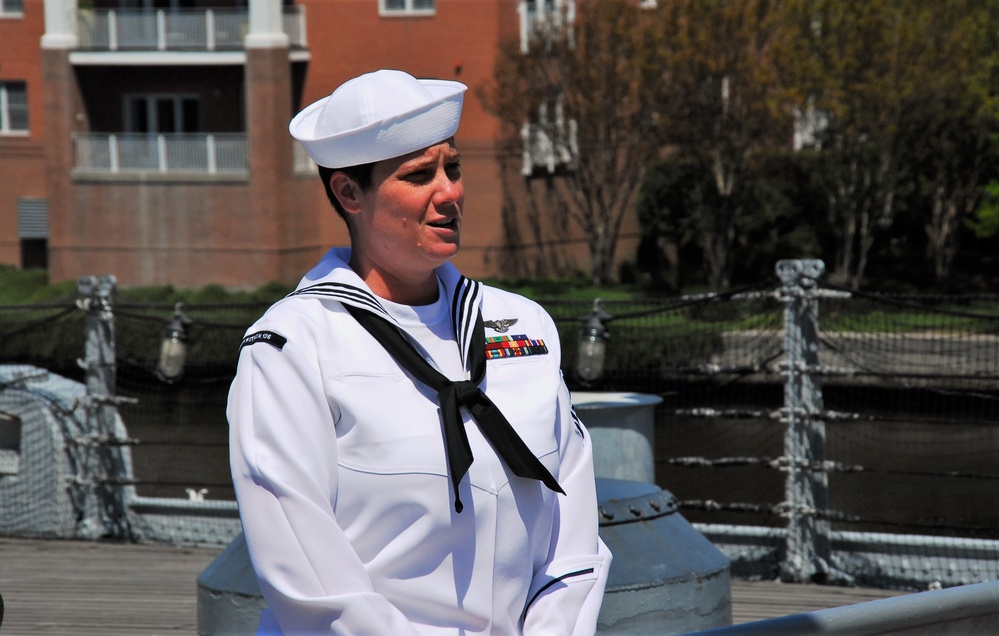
[0,0,631,289]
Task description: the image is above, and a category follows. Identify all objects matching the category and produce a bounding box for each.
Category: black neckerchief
[344,304,564,513]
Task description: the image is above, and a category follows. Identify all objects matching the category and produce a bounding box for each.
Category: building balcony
[73,133,248,178]
[76,6,307,52]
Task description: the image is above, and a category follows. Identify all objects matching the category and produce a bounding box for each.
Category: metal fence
[545,260,999,590]
[1,260,997,589]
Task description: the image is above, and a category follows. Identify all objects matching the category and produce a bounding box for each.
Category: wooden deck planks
[728,578,910,624]
[0,537,910,634]
[0,538,216,635]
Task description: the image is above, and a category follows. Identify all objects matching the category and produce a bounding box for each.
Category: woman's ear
[329,172,364,216]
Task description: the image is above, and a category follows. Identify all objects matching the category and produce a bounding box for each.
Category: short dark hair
[318,162,376,221]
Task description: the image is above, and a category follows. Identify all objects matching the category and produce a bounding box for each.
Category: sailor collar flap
[288,260,482,375]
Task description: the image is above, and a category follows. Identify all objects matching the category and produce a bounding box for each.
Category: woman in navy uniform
[228,69,611,635]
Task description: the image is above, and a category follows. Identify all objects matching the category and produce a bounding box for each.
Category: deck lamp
[157,303,191,383]
[575,298,612,386]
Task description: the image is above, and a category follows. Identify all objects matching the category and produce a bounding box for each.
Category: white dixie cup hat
[289,69,468,169]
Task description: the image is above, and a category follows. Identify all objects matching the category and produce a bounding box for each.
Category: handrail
[690,579,999,635]
[77,7,306,52]
[73,133,247,175]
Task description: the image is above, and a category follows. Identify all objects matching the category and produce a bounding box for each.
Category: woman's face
[346,140,464,297]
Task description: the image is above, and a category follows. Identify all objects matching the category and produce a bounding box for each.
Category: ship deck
[0,537,910,634]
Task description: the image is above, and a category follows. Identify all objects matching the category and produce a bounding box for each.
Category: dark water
[657,414,999,539]
[119,380,234,501]
[118,380,999,540]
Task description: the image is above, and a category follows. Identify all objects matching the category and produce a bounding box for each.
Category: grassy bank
[0,265,645,307]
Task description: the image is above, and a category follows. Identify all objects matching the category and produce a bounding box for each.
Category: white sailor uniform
[228,247,612,635]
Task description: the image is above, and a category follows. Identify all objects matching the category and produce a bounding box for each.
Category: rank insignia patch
[484,318,519,333]
[485,334,549,359]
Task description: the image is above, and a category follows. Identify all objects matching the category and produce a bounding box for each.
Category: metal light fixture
[575,298,612,386]
[157,303,191,383]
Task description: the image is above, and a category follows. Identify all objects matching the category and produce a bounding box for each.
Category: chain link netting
[2,278,998,584]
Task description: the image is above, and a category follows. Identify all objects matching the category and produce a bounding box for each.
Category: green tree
[963,1,999,247]
[970,183,999,239]
[788,1,914,288]
[901,1,999,284]
[787,1,999,288]
[643,0,799,288]
[637,157,718,290]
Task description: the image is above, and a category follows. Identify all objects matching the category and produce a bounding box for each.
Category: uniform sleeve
[522,323,613,635]
[228,320,420,635]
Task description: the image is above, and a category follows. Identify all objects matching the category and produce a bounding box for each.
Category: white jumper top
[228,248,611,635]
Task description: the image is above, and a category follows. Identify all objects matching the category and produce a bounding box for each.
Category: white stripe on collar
[289,248,483,374]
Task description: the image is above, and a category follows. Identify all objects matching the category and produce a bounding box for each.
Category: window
[118,0,197,8]
[124,94,200,133]
[380,0,435,17]
[793,98,828,151]
[521,0,575,53]
[0,81,28,134]
[18,198,48,270]
[0,0,24,17]
[521,99,577,176]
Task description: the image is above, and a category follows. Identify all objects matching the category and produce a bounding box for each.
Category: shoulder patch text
[240,330,288,352]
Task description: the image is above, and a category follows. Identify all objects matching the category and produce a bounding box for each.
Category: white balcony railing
[77,7,307,52]
[73,133,248,175]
